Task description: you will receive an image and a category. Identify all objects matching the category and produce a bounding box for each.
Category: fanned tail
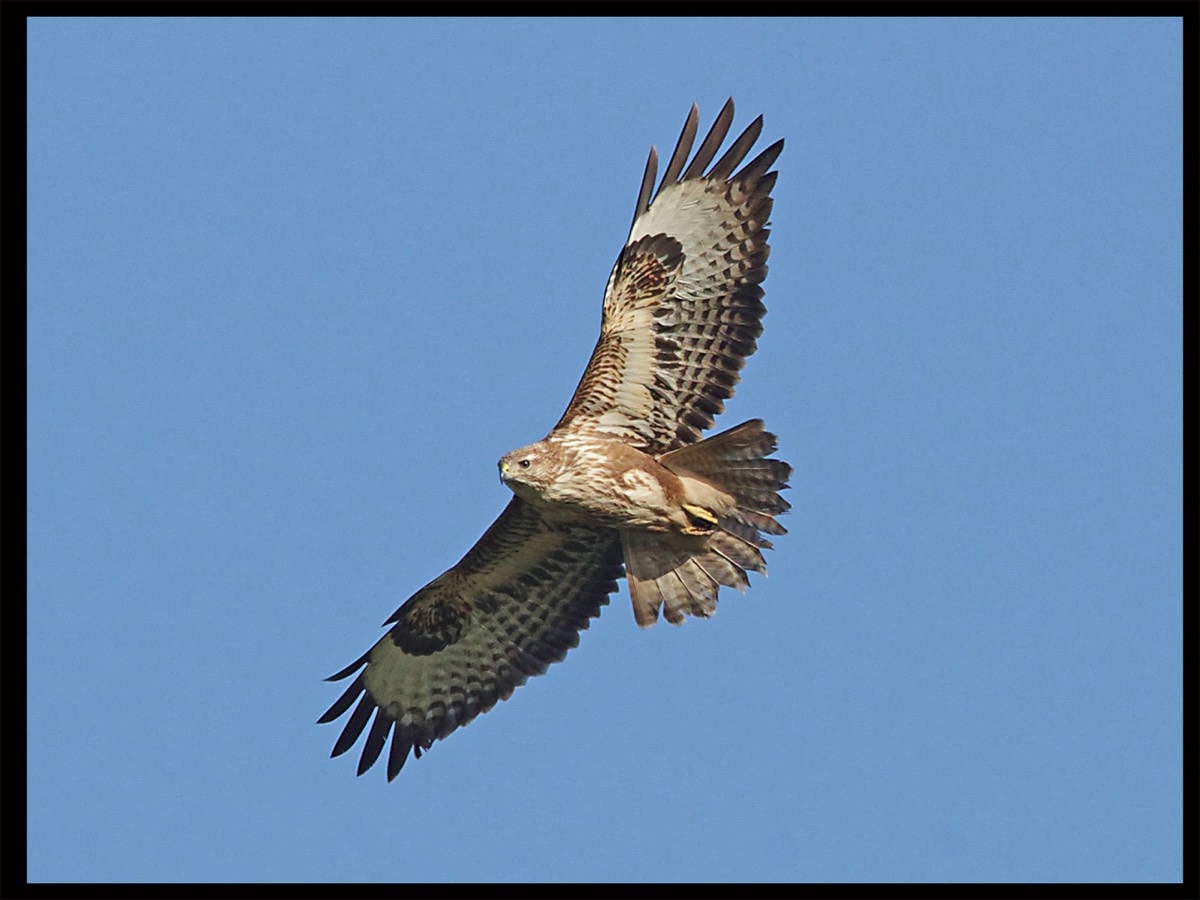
[623,419,792,626]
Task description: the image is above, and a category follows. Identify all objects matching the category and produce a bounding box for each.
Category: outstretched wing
[319,498,623,780]
[554,99,784,454]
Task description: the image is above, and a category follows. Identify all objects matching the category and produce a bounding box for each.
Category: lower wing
[319,497,623,780]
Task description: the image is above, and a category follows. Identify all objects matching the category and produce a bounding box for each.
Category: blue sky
[26,16,1182,884]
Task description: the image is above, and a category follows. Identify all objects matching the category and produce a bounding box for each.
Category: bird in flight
[320,99,791,780]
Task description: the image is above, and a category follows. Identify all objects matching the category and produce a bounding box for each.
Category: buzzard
[320,99,791,780]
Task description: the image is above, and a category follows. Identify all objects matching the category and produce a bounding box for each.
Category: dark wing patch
[319,498,623,780]
[554,98,783,453]
[387,593,473,656]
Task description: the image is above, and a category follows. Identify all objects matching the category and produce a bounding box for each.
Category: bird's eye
[519,459,532,469]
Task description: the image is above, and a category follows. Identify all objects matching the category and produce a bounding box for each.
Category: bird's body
[500,434,732,534]
[320,100,791,780]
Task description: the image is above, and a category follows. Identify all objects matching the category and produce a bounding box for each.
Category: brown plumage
[321,100,790,780]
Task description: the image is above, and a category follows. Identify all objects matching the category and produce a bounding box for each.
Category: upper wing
[319,498,622,780]
[554,99,784,453]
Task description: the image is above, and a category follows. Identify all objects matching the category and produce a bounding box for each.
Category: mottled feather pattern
[557,235,685,446]
[558,98,783,453]
[320,498,622,780]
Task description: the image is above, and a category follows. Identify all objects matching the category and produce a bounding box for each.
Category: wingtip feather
[657,103,700,198]
[631,145,659,233]
[324,649,371,682]
[331,693,375,758]
[682,99,736,181]
[709,114,764,181]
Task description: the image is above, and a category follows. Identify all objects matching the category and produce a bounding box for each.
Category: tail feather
[661,419,793,521]
[707,526,767,574]
[717,515,775,551]
[665,557,721,624]
[737,508,788,537]
[623,532,716,626]
[623,419,791,627]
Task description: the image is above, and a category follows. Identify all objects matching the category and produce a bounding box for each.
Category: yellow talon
[682,504,718,533]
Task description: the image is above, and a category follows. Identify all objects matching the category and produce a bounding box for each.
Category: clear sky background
[26,16,1182,884]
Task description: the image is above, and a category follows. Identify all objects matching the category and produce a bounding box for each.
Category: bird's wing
[554,99,783,453]
[319,497,622,780]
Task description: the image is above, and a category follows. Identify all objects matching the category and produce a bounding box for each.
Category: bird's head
[498,439,558,498]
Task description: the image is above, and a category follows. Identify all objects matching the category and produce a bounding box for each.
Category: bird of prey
[320,99,791,780]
